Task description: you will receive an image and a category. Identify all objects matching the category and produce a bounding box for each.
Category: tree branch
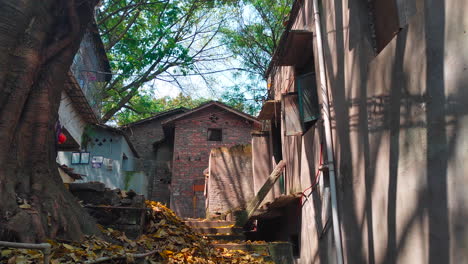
[105,10,141,51]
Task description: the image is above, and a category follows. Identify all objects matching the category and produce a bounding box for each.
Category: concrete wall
[70,29,108,117]
[206,145,254,216]
[316,0,468,263]
[58,91,86,147]
[170,105,254,218]
[123,111,183,204]
[57,127,147,195]
[262,0,468,263]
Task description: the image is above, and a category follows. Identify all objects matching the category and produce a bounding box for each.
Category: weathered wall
[314,0,468,263]
[262,0,468,263]
[252,133,282,205]
[57,127,145,194]
[206,145,254,216]
[58,91,86,146]
[123,114,178,204]
[70,29,108,117]
[123,110,185,204]
[170,105,254,218]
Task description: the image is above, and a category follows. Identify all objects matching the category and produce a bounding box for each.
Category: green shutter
[297,73,320,124]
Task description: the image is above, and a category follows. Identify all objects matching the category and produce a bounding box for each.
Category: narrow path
[185,219,295,264]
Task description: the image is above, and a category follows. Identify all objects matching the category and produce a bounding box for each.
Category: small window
[122,153,129,171]
[207,128,222,141]
[297,73,320,125]
[71,152,90,164]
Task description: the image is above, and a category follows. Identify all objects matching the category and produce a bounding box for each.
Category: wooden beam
[246,160,286,219]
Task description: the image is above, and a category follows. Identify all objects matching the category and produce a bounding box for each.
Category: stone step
[192,226,243,235]
[184,220,236,228]
[204,234,246,241]
[211,242,270,253]
[212,242,294,264]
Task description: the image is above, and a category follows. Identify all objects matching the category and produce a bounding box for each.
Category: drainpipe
[312,0,345,264]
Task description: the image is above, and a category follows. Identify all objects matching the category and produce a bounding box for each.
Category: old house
[122,108,188,204]
[57,21,110,151]
[161,101,260,219]
[251,0,468,264]
[56,21,147,193]
[58,125,146,195]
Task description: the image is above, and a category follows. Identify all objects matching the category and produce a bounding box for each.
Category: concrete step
[211,242,270,252]
[212,242,294,264]
[204,234,246,241]
[191,226,243,235]
[184,220,236,228]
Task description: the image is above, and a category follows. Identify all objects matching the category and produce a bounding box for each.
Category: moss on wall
[123,171,137,190]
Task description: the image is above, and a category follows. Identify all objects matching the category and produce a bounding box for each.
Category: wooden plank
[258,100,280,120]
[283,94,303,136]
[246,160,286,219]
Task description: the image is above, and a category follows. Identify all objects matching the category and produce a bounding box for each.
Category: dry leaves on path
[1,201,274,264]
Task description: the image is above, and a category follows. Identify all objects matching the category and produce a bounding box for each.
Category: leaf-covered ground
[1,201,274,263]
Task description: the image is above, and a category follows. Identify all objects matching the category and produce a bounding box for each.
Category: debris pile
[68,182,145,208]
[1,201,274,263]
[69,182,147,238]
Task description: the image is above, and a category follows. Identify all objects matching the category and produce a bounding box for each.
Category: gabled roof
[122,107,188,127]
[161,101,261,126]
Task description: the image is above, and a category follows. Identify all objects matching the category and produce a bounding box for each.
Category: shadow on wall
[206,145,254,217]
[316,0,466,263]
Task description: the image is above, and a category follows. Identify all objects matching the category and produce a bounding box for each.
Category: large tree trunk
[0,0,101,242]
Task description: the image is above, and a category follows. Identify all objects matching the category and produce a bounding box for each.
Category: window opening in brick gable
[207,128,222,141]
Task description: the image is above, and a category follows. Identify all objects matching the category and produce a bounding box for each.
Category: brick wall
[123,111,183,204]
[206,145,254,217]
[170,106,254,218]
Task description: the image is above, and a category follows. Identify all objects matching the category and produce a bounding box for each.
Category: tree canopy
[96,0,227,122]
[110,90,258,125]
[219,0,293,79]
[109,92,211,125]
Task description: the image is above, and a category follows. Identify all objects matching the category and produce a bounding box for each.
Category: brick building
[162,101,260,218]
[122,108,187,204]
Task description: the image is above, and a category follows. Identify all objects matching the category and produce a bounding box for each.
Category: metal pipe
[0,241,51,264]
[312,0,344,263]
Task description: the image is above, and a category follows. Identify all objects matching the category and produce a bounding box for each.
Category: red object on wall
[58,133,67,144]
[193,185,205,192]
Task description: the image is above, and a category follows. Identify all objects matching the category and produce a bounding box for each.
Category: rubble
[0,189,272,264]
[0,201,274,263]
